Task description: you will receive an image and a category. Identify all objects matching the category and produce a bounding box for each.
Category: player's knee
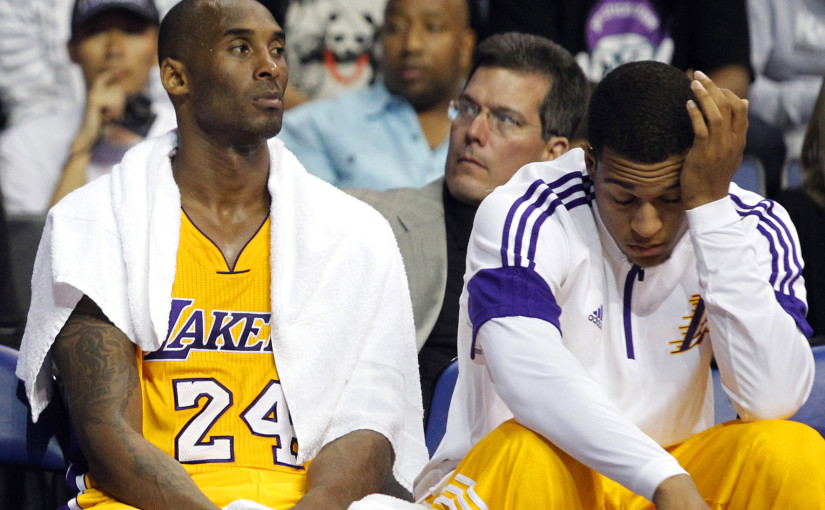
[490,420,590,480]
[493,419,558,461]
[737,420,825,471]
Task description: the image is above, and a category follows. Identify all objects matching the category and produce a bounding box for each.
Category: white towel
[16,130,428,491]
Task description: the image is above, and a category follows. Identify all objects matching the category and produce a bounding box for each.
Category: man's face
[181,0,288,142]
[588,147,689,267]
[379,0,473,109]
[69,11,158,94]
[446,67,553,206]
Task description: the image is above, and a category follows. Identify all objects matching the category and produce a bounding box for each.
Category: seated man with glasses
[349,32,590,412]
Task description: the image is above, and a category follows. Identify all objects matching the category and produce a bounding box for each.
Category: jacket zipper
[622,265,644,359]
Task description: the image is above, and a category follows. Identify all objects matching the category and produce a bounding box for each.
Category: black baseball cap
[71,0,160,37]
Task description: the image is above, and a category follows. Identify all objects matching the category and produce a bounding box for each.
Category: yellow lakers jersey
[73,212,306,509]
[140,211,303,474]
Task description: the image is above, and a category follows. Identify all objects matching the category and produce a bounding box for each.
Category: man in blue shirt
[278,0,475,190]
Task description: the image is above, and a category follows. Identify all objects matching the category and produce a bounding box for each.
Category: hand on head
[680,70,749,209]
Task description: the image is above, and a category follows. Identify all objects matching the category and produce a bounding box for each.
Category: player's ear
[161,57,188,97]
[541,136,569,162]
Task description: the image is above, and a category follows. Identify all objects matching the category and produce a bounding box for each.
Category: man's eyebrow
[603,177,680,191]
[222,28,286,41]
[223,28,253,37]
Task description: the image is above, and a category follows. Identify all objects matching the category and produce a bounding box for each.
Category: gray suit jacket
[348,179,447,351]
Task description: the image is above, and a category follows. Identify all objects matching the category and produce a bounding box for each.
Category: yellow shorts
[430,418,825,510]
[73,467,306,509]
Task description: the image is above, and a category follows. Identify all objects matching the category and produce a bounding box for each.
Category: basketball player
[15,0,426,508]
[415,62,825,508]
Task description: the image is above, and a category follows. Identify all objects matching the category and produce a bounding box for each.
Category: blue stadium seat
[713,345,825,436]
[424,359,458,457]
[732,155,766,196]
[711,366,738,424]
[782,159,804,190]
[0,344,69,470]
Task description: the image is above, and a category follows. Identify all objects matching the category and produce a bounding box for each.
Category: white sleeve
[464,179,686,502]
[688,195,814,421]
[480,316,686,502]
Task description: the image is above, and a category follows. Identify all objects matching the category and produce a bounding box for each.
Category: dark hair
[588,60,695,163]
[470,32,589,141]
[158,0,214,64]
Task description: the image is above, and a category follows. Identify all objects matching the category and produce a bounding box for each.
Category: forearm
[688,197,815,419]
[77,420,219,509]
[295,429,393,510]
[481,317,686,502]
[53,298,219,510]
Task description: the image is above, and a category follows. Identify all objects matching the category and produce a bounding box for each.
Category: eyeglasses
[448,98,542,137]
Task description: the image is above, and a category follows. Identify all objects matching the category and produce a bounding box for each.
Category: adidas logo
[588,305,603,329]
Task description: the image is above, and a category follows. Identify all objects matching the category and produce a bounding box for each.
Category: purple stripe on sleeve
[730,194,803,296]
[501,173,584,267]
[526,192,592,270]
[467,267,562,360]
[775,291,814,338]
[526,196,563,271]
[501,180,544,267]
[514,186,554,268]
[755,224,780,287]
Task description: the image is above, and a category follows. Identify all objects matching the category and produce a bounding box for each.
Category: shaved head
[158,0,276,65]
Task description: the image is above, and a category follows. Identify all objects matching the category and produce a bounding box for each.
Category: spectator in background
[777,76,825,345]
[481,0,751,99]
[0,0,176,215]
[349,32,589,411]
[0,0,179,128]
[747,0,825,172]
[279,0,475,190]
[476,0,794,195]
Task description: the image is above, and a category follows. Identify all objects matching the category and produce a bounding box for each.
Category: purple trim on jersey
[728,194,811,336]
[525,195,563,270]
[501,179,546,267]
[776,292,814,338]
[514,186,555,268]
[755,223,781,288]
[622,265,643,360]
[467,267,562,360]
[527,192,591,271]
[501,173,582,266]
[173,377,236,464]
[64,461,87,495]
[730,194,803,297]
[182,208,270,274]
[502,173,591,269]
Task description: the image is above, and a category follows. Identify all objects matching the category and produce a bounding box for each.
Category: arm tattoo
[53,296,139,427]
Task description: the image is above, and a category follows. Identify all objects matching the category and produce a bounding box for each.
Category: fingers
[87,69,129,123]
[686,99,708,140]
[727,90,749,138]
[688,70,748,138]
